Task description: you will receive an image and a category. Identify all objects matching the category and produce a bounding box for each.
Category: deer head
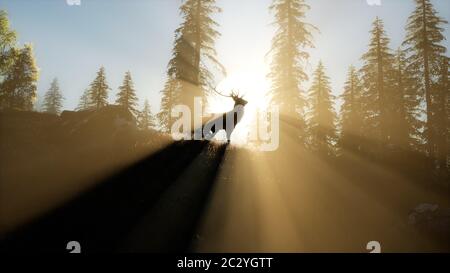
[230,89,248,107]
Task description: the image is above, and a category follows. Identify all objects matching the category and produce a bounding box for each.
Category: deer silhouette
[195,89,248,143]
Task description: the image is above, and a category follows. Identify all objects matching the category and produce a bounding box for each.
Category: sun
[206,69,271,145]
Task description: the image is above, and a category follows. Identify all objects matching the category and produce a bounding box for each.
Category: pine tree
[88,67,110,110]
[116,71,139,116]
[403,0,448,157]
[0,10,17,83]
[267,0,316,145]
[43,78,64,115]
[434,56,449,172]
[158,76,180,132]
[360,17,394,154]
[76,88,91,111]
[0,44,39,110]
[306,61,336,155]
[339,66,364,153]
[159,0,224,122]
[390,49,423,151]
[138,99,156,131]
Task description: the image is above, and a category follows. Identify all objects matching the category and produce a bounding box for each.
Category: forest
[0,0,449,253]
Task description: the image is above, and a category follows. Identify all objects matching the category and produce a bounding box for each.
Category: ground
[0,109,448,253]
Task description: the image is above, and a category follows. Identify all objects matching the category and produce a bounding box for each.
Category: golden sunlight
[206,68,271,145]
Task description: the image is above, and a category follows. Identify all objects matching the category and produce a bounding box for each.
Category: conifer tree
[390,49,423,151]
[76,88,91,111]
[403,0,448,156]
[360,17,394,154]
[116,71,138,116]
[158,76,180,132]
[339,66,364,153]
[88,67,110,110]
[159,0,224,122]
[434,56,449,172]
[138,99,156,131]
[267,0,316,144]
[43,78,64,115]
[306,61,336,155]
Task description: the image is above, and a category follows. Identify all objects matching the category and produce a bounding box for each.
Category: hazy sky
[1,0,449,113]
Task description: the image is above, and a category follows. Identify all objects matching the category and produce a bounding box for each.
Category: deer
[194,89,248,143]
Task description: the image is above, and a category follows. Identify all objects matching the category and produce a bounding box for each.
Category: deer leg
[226,128,233,143]
[204,131,213,140]
[204,124,217,140]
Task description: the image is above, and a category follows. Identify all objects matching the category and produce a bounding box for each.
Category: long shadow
[119,142,228,252]
[0,140,225,253]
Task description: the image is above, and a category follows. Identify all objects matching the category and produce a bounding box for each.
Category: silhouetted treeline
[74,67,157,130]
[266,0,449,178]
[0,1,448,177]
[0,11,156,130]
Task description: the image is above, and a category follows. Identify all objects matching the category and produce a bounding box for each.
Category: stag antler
[211,87,244,99]
[230,89,242,99]
[211,86,232,98]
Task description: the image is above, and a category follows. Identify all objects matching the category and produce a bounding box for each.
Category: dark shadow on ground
[0,140,227,253]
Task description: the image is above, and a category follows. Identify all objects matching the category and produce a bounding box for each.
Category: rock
[60,105,139,151]
[409,203,450,238]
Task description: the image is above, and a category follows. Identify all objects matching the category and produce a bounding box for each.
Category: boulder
[60,105,138,149]
[408,203,450,240]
